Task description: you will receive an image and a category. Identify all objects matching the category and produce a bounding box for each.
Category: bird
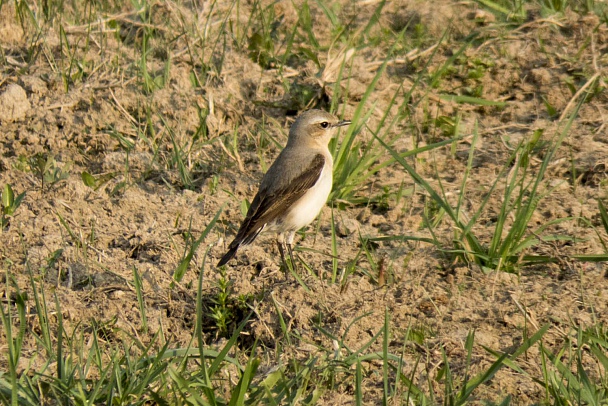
[217,109,351,269]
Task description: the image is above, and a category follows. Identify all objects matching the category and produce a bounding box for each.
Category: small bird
[217,109,351,269]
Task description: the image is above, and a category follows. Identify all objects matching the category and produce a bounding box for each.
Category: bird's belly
[281,169,332,231]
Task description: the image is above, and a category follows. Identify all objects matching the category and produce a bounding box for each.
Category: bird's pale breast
[274,161,332,232]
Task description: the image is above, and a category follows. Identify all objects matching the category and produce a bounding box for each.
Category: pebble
[0,84,30,122]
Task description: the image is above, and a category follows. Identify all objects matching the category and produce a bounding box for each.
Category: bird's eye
[320,122,329,129]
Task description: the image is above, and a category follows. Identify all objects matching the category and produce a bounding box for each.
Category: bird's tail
[216,225,265,267]
[216,243,239,267]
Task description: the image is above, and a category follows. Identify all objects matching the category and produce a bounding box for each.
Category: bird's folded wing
[235,153,326,245]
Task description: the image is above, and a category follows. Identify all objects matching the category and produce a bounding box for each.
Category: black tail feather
[217,225,265,267]
[217,244,239,267]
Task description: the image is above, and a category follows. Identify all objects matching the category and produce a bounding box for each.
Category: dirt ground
[1,0,607,404]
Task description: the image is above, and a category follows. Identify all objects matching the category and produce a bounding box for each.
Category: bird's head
[287,109,351,147]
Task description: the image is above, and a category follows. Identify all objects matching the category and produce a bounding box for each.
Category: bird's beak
[332,120,351,128]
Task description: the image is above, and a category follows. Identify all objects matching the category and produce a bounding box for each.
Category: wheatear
[217,109,351,268]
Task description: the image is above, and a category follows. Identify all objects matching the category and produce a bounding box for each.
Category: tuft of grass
[209,265,255,338]
[474,0,527,22]
[2,263,607,404]
[377,75,607,272]
[23,153,71,192]
[330,27,474,208]
[1,184,26,231]
[0,251,267,404]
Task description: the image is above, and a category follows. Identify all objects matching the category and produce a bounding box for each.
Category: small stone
[0,84,30,122]
[472,9,496,24]
[356,207,372,224]
[20,75,48,95]
[109,290,125,299]
[336,217,359,237]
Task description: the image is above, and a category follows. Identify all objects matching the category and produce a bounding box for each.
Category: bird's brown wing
[217,153,325,266]
[237,153,325,244]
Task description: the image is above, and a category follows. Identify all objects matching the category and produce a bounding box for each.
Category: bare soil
[1,0,607,404]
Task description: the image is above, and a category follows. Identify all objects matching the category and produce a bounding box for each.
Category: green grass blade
[456,122,477,218]
[208,315,250,377]
[271,293,292,347]
[195,246,217,404]
[598,200,608,234]
[331,207,338,283]
[439,94,507,107]
[355,361,363,406]
[174,205,223,282]
[361,0,386,38]
[228,351,260,406]
[382,309,389,405]
[133,267,148,333]
[373,132,485,255]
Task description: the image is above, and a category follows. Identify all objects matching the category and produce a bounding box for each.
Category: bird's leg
[277,238,288,272]
[287,243,297,273]
[286,231,298,273]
